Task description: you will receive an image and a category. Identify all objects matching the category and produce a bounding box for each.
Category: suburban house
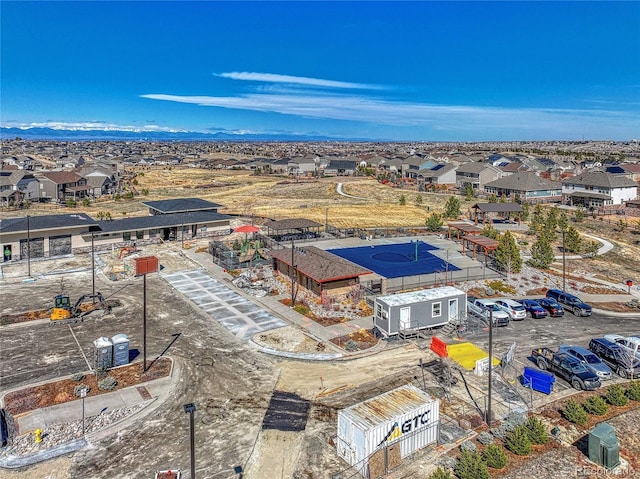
[36,171,89,203]
[483,172,562,203]
[0,170,40,206]
[455,162,503,191]
[416,163,457,187]
[269,245,373,298]
[288,157,318,176]
[81,167,118,198]
[322,159,358,177]
[562,170,638,207]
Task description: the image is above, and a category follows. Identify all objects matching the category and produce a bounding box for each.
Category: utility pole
[487,308,493,428]
[562,228,566,292]
[184,403,197,479]
[26,215,31,277]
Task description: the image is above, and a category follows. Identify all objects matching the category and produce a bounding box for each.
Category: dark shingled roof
[96,211,232,233]
[484,172,561,191]
[471,203,523,213]
[142,198,223,213]
[563,170,637,188]
[269,246,372,283]
[0,213,98,234]
[267,218,323,230]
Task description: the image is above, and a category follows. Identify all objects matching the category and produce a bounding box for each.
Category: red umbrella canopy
[234,225,260,233]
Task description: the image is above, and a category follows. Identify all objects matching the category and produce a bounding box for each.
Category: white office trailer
[373,286,466,337]
[336,385,440,478]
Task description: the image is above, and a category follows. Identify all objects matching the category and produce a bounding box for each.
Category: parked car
[537,298,564,317]
[558,345,613,380]
[467,296,510,326]
[517,299,548,319]
[545,289,592,317]
[589,338,640,379]
[495,299,527,321]
[603,334,640,359]
[531,347,601,390]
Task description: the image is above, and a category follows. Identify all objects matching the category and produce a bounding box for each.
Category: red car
[537,298,565,317]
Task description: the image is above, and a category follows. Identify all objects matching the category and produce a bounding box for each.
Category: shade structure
[234,225,260,234]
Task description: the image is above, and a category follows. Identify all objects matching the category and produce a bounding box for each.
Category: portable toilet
[93,337,113,369]
[588,422,620,469]
[111,334,130,366]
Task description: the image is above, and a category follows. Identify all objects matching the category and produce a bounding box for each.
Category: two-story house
[455,162,503,191]
[36,171,88,203]
[562,170,638,208]
[484,172,562,203]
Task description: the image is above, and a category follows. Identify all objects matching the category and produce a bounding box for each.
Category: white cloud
[140,92,637,135]
[215,72,381,90]
[2,121,185,133]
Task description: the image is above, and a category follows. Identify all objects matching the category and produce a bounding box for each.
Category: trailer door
[449,299,458,321]
[399,307,411,330]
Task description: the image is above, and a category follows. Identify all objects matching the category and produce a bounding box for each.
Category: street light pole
[81,387,87,435]
[562,228,566,292]
[91,231,96,299]
[487,309,493,428]
[26,214,31,277]
[184,403,197,479]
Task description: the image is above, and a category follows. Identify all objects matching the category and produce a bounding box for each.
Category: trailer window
[432,302,442,317]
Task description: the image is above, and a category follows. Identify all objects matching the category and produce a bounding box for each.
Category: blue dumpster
[523,367,555,394]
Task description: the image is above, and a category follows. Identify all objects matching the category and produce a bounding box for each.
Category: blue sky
[1,1,639,141]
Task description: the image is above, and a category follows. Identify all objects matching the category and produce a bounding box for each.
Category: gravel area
[0,403,147,458]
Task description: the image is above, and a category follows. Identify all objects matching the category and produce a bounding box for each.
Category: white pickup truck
[467,296,510,327]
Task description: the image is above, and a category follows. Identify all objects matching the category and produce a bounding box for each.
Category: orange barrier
[430,336,448,358]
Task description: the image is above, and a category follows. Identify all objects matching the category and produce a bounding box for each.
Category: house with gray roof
[36,171,88,203]
[562,170,638,207]
[484,172,562,203]
[416,163,457,186]
[455,162,503,191]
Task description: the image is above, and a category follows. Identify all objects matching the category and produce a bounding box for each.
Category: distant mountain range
[0,126,363,142]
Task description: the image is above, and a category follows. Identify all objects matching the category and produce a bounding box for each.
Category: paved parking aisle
[162,270,286,340]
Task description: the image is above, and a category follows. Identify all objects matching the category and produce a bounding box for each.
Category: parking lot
[1,243,638,479]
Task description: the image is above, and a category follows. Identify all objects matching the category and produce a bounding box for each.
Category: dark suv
[546,289,592,316]
[589,338,640,379]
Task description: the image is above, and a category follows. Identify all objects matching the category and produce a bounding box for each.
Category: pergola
[470,203,522,225]
[460,235,499,261]
[447,221,483,241]
[265,218,323,241]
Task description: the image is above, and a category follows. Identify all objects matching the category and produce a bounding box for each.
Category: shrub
[525,416,549,444]
[626,381,640,401]
[482,444,508,469]
[477,431,494,445]
[429,467,453,479]
[563,399,588,425]
[98,376,118,391]
[490,425,508,440]
[583,396,609,416]
[505,425,532,456]
[504,412,526,432]
[74,384,91,397]
[460,440,477,453]
[454,450,489,479]
[437,455,458,470]
[71,372,86,382]
[606,384,629,406]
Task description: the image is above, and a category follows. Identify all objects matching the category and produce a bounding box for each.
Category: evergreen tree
[415,194,423,206]
[528,237,555,269]
[425,213,444,232]
[488,193,498,203]
[529,204,545,236]
[564,226,582,253]
[454,450,489,479]
[574,207,585,222]
[546,206,559,237]
[399,194,406,206]
[495,231,522,275]
[558,212,569,233]
[482,224,500,240]
[520,201,530,221]
[464,184,475,201]
[444,196,461,219]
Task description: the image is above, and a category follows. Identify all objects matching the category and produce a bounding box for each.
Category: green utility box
[588,422,620,469]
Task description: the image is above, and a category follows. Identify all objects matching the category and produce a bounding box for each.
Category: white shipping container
[336,385,439,477]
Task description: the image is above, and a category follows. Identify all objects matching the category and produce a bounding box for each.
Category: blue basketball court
[328,241,460,279]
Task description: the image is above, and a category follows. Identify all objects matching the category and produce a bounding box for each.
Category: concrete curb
[0,438,87,469]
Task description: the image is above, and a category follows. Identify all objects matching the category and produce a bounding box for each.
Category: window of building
[432,302,442,317]
[123,231,131,241]
[136,231,144,240]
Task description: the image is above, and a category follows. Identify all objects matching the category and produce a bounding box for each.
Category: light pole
[26,214,31,277]
[81,387,88,435]
[487,308,493,428]
[561,228,566,292]
[184,403,197,479]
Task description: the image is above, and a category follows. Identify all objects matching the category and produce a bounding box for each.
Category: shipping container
[336,385,439,478]
[373,286,466,337]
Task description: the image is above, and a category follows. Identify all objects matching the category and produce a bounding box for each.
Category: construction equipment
[51,293,111,322]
